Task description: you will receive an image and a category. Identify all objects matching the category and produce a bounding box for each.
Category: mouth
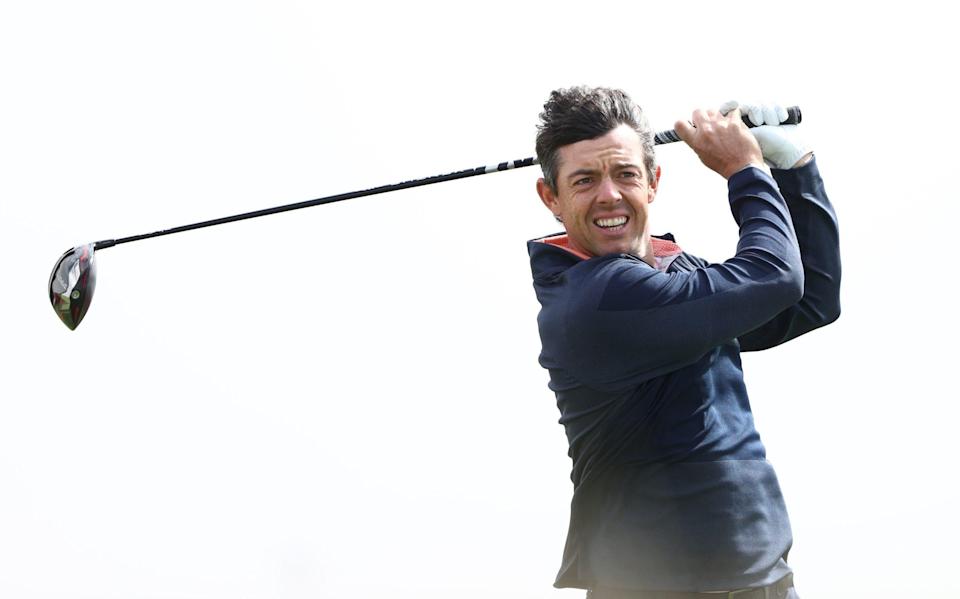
[593,215,629,233]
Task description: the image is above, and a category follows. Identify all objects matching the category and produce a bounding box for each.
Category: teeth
[595,216,627,228]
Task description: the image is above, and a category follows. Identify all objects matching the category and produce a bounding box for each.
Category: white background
[2,1,957,597]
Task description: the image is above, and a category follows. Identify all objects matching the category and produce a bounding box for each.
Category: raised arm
[727,102,842,350]
[738,158,841,350]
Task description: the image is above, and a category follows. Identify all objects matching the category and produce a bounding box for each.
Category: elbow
[812,269,842,327]
[797,277,843,331]
[822,293,842,327]
[804,296,841,335]
[805,250,842,329]
[825,271,843,324]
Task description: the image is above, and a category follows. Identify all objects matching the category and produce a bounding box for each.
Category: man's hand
[675,108,768,179]
[721,101,813,169]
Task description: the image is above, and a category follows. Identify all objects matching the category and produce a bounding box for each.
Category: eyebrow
[566,168,598,181]
[565,163,643,181]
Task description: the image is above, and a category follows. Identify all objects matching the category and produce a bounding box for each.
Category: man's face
[537,124,660,259]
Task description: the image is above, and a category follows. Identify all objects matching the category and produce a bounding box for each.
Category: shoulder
[562,255,664,318]
[670,251,710,271]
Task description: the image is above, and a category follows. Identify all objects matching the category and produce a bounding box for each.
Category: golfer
[528,87,841,598]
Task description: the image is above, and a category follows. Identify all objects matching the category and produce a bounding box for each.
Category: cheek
[566,196,588,218]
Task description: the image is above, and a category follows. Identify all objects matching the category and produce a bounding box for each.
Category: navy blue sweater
[528,160,841,592]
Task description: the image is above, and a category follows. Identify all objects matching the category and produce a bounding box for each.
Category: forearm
[738,157,841,351]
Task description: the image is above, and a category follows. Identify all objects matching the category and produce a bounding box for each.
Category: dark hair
[535,86,656,193]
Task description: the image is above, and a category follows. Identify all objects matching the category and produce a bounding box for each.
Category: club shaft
[94,158,536,250]
[93,106,800,251]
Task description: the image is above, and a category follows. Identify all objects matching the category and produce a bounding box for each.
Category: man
[528,87,841,598]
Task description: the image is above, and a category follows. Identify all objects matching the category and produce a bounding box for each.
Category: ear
[647,165,661,204]
[536,178,562,219]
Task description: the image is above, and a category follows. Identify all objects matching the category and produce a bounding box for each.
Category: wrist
[790,151,814,168]
[728,161,771,179]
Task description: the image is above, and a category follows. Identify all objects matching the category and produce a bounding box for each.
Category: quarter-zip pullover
[528,159,841,591]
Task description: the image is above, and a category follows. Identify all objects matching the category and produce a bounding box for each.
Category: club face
[49,244,97,330]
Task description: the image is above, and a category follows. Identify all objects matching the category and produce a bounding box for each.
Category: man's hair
[535,86,656,193]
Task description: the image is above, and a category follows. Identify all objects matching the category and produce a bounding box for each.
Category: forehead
[557,124,645,175]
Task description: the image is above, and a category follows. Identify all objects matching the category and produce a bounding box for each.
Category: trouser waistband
[587,573,794,599]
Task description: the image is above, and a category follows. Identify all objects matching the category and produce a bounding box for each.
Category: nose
[595,175,622,204]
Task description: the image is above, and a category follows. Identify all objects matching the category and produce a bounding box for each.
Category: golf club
[49,106,802,330]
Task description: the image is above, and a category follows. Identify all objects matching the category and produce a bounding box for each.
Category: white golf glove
[720,101,812,169]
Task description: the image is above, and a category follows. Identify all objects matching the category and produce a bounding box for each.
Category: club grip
[783,105,801,125]
[653,105,802,145]
[742,105,801,126]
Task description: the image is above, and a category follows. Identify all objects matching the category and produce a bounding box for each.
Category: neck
[636,234,655,267]
[565,234,655,266]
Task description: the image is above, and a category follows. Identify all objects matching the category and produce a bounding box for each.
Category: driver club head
[49,243,97,330]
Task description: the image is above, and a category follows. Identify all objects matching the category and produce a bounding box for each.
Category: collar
[536,233,683,261]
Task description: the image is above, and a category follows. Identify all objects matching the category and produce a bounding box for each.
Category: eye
[619,171,640,179]
[573,177,593,186]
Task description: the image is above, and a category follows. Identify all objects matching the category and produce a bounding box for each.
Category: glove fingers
[719,100,739,116]
[774,104,788,124]
[761,104,779,126]
[750,105,766,127]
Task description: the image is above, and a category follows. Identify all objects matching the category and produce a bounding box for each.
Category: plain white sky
[2,1,958,597]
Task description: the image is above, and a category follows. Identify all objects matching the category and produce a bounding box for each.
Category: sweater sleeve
[737,157,842,351]
[558,167,804,392]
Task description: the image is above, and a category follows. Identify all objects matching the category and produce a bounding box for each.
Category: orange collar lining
[540,234,682,260]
